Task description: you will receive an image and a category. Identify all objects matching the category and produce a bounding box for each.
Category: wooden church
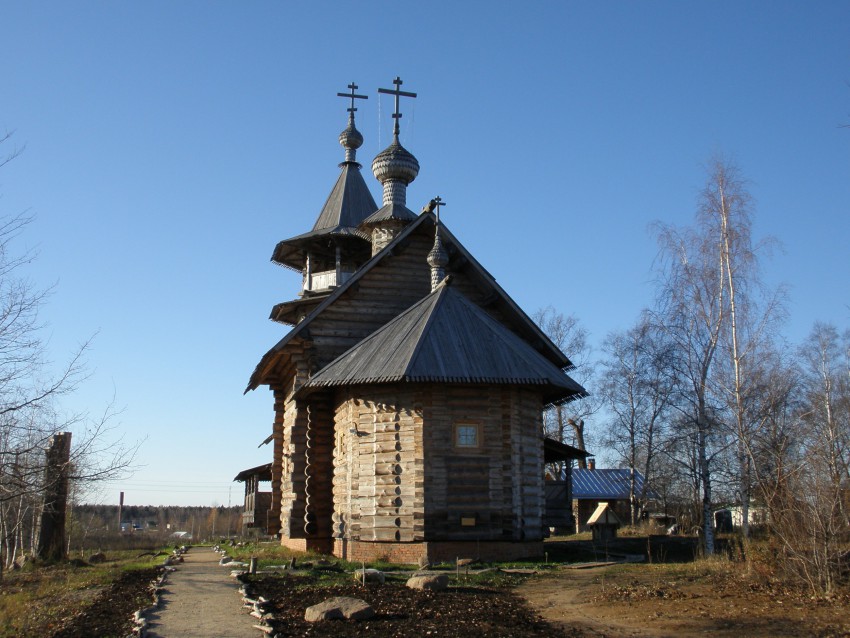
[245,79,587,563]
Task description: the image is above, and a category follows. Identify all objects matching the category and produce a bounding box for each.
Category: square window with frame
[454,422,480,448]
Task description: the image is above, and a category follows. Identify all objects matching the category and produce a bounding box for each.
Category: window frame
[453,422,481,449]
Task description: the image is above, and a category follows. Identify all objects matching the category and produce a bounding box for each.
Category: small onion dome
[339,117,363,164]
[339,119,363,152]
[427,232,449,269]
[372,135,420,185]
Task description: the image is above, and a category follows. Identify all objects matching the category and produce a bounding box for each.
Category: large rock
[305,597,375,622]
[406,573,449,591]
[353,568,385,584]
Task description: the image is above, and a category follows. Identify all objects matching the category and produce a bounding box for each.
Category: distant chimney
[118,491,124,532]
[587,458,596,470]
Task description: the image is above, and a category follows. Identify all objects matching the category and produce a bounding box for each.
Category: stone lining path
[145,547,257,638]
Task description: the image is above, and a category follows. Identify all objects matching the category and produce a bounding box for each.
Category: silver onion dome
[372,134,420,185]
[339,116,364,164]
[427,232,448,269]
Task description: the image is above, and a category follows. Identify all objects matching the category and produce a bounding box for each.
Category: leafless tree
[0,136,139,572]
[600,312,674,524]
[533,307,601,466]
[651,157,757,555]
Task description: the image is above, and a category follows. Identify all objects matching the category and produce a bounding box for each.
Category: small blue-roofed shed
[572,467,655,531]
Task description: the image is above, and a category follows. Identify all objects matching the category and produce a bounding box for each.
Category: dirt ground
[250,574,566,638]
[47,566,160,638]
[246,536,850,638]
[8,538,848,638]
[516,562,850,638]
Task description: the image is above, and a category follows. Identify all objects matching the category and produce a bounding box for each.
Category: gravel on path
[145,547,257,638]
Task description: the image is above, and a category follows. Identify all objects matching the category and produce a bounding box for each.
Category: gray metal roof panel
[572,469,655,500]
[303,284,585,401]
[271,164,376,269]
[247,212,586,393]
[312,163,378,231]
[360,202,417,226]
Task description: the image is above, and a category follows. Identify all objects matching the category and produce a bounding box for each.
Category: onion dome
[427,231,448,292]
[339,115,364,164]
[372,134,419,207]
[372,135,419,185]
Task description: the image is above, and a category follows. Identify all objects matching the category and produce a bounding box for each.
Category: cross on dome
[378,76,417,137]
[337,82,368,164]
[337,82,368,114]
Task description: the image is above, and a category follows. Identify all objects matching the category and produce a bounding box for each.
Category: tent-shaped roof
[572,469,656,500]
[271,163,377,270]
[247,212,578,391]
[303,282,586,405]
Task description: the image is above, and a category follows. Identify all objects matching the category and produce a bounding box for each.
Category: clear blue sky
[2,2,848,506]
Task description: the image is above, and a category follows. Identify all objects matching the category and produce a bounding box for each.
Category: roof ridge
[403,285,449,378]
[246,214,431,392]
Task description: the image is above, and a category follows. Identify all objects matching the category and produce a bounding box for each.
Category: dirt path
[145,547,257,638]
[516,565,666,638]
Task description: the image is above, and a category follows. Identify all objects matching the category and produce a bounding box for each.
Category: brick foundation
[280,536,334,554]
[333,539,544,564]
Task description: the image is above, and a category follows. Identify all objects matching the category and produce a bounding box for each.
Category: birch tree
[653,235,724,551]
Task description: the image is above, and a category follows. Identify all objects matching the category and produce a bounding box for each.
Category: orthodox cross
[378,76,417,136]
[433,196,446,225]
[337,82,368,115]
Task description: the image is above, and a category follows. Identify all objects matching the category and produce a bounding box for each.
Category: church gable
[248,212,577,391]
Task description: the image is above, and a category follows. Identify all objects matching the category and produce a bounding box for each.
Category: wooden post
[36,432,72,561]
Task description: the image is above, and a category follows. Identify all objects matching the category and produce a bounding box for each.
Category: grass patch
[0,550,166,638]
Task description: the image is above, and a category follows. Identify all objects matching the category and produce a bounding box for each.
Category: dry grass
[0,551,164,638]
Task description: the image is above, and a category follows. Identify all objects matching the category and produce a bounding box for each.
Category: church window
[454,423,480,448]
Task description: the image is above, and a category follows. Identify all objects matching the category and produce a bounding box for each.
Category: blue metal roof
[572,469,655,500]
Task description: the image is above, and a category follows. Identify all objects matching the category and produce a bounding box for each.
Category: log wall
[422,385,545,542]
[329,382,546,558]
[332,387,424,545]
[265,221,548,554]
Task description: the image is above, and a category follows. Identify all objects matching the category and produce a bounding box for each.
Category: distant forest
[67,504,244,553]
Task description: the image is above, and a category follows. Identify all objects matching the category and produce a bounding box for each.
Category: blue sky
[2,2,848,506]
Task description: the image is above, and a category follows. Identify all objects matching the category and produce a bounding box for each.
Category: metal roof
[572,469,655,500]
[360,202,417,226]
[303,282,585,404]
[247,212,583,392]
[271,163,376,270]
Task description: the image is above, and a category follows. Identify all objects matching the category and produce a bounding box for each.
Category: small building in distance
[572,464,654,532]
[233,463,274,535]
[245,79,587,563]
